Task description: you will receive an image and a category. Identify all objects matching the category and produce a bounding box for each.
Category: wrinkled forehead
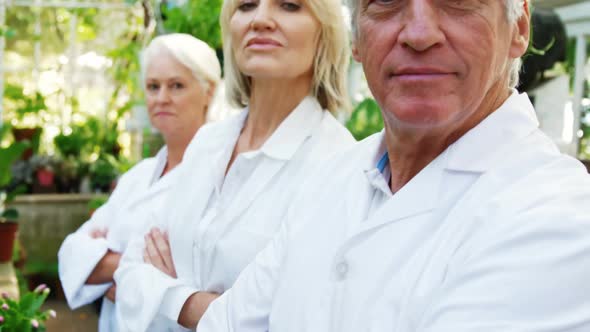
[347,0,523,20]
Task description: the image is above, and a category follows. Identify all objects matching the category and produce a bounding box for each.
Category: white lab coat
[58,148,180,332]
[199,92,590,332]
[115,97,355,331]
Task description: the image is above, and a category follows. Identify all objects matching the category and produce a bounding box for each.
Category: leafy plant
[0,284,56,332]
[53,128,91,158]
[160,0,223,52]
[88,196,108,212]
[89,155,119,193]
[346,98,383,141]
[0,141,28,220]
[2,84,47,127]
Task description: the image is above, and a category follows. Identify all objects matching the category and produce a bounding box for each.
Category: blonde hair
[347,0,528,89]
[220,0,351,114]
[142,33,221,91]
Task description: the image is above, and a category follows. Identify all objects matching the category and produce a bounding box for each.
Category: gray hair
[347,0,527,88]
[142,33,221,91]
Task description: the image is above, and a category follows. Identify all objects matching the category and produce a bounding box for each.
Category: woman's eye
[147,83,159,91]
[171,82,184,90]
[369,0,400,6]
[237,1,257,11]
[281,2,301,11]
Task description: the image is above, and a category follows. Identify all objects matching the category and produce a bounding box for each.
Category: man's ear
[352,42,361,63]
[509,0,531,58]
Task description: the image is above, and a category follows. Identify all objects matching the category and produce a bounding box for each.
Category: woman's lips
[246,37,282,50]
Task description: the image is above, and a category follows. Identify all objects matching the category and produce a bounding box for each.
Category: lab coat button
[335,261,349,280]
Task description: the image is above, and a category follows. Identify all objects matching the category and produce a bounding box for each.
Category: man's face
[353,0,529,134]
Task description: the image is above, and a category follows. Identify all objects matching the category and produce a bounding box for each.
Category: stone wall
[8,194,104,267]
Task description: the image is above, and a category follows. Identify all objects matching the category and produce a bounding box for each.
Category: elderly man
[197,0,590,331]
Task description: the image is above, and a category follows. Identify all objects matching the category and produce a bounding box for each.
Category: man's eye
[443,0,481,11]
[365,0,403,11]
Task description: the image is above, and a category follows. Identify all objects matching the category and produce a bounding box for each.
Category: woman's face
[145,51,210,140]
[230,0,321,81]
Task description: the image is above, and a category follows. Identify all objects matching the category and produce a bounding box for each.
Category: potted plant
[2,84,47,160]
[53,123,95,193]
[0,284,56,331]
[89,155,119,193]
[28,156,57,194]
[0,141,27,263]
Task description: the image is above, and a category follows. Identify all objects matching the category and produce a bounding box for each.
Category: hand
[105,284,117,302]
[90,227,108,239]
[143,227,177,278]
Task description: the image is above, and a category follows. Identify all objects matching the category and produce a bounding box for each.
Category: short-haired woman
[58,33,221,332]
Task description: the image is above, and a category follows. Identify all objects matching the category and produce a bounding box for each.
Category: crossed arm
[84,228,121,302]
[141,227,220,328]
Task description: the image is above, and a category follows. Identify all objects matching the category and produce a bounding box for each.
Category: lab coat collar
[201,109,248,151]
[354,91,537,233]
[257,96,323,161]
[445,90,539,173]
[150,146,168,185]
[362,132,393,196]
[126,147,180,209]
[362,131,388,173]
[202,99,324,248]
[357,150,445,233]
[199,95,321,168]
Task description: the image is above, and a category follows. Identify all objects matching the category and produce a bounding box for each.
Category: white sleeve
[115,228,199,331]
[57,196,118,309]
[197,220,289,332]
[418,204,590,332]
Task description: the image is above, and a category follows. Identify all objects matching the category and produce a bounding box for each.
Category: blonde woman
[58,34,220,332]
[114,0,355,330]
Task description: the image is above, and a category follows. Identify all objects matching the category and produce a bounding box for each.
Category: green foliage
[346,98,384,141]
[53,121,96,158]
[0,285,55,332]
[2,85,47,126]
[0,26,16,39]
[0,141,28,188]
[161,0,223,52]
[89,155,120,192]
[88,196,108,211]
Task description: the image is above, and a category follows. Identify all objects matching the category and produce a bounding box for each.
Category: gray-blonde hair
[142,33,222,91]
[347,0,527,89]
[220,0,351,114]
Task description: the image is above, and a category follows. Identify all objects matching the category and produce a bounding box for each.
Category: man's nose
[397,0,445,52]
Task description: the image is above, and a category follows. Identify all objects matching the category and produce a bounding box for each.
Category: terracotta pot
[0,221,18,262]
[12,127,42,160]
